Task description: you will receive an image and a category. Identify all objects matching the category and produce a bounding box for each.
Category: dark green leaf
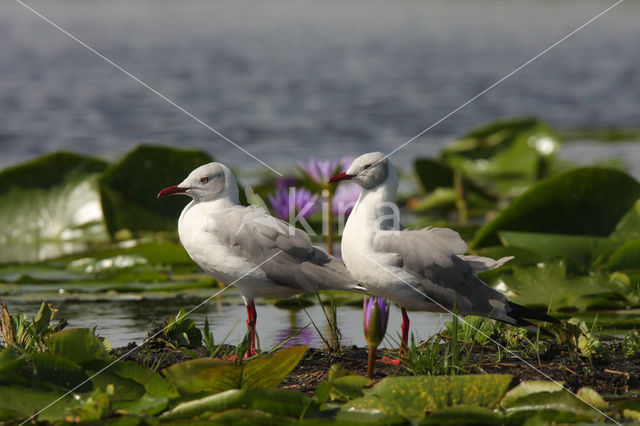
[344,375,512,421]
[160,388,312,420]
[45,328,109,363]
[98,144,213,236]
[605,239,640,271]
[420,405,503,425]
[498,231,613,267]
[206,408,296,425]
[32,352,91,392]
[0,347,25,376]
[0,378,81,421]
[163,346,307,395]
[472,167,640,248]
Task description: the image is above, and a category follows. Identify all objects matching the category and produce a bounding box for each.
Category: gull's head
[328,152,389,190]
[157,162,239,203]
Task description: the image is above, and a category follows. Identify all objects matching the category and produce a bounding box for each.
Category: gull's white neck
[344,164,399,240]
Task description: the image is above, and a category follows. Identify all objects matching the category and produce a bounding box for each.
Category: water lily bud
[363,296,389,348]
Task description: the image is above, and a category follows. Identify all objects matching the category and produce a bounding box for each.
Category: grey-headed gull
[158,162,365,356]
[329,152,558,351]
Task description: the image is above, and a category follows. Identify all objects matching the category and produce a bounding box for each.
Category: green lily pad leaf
[344,375,512,421]
[499,379,603,421]
[624,409,640,420]
[98,144,213,236]
[0,347,25,376]
[498,231,614,267]
[160,388,311,420]
[163,346,307,395]
[500,381,604,422]
[0,152,110,264]
[0,151,107,195]
[413,158,498,199]
[32,352,91,392]
[0,408,24,421]
[605,239,640,271]
[241,345,308,389]
[332,410,408,425]
[577,387,608,411]
[610,199,640,241]
[113,394,168,416]
[45,328,110,364]
[419,405,503,425]
[90,372,145,401]
[0,378,81,421]
[163,358,240,395]
[84,359,178,398]
[472,167,640,248]
[442,119,562,196]
[408,188,496,215]
[329,375,372,402]
[500,380,564,408]
[495,260,621,312]
[206,408,296,425]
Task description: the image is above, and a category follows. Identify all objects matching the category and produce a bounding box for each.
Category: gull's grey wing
[373,228,555,326]
[209,205,364,293]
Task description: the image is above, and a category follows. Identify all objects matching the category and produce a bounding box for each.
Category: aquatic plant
[363,296,389,379]
[0,302,67,354]
[267,186,318,221]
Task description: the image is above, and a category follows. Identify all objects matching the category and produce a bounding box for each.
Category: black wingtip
[508,301,560,324]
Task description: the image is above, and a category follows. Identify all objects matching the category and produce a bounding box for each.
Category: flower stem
[326,192,334,255]
[367,345,377,379]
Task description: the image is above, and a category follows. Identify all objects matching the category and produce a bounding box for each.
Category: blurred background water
[1,0,639,177]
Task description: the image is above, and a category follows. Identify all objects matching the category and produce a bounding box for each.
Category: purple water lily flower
[275,176,296,191]
[331,182,361,217]
[268,187,319,221]
[363,296,389,348]
[297,156,339,184]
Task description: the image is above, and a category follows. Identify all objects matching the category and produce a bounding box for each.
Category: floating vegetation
[1,118,640,423]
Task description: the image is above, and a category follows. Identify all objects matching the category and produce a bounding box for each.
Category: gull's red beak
[328,172,354,183]
[157,185,187,198]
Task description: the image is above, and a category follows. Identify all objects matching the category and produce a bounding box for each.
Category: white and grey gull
[158,162,366,356]
[329,152,558,350]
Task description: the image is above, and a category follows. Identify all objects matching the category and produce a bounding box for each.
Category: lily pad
[419,405,504,425]
[0,377,81,421]
[500,380,603,422]
[344,375,512,421]
[413,158,498,200]
[472,167,640,248]
[98,145,212,236]
[0,347,25,376]
[498,231,614,268]
[31,352,91,392]
[0,153,110,263]
[163,346,307,395]
[160,388,312,420]
[0,151,107,195]
[605,239,640,271]
[441,118,562,196]
[45,328,110,364]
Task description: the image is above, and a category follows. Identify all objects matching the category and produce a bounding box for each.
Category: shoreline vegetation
[1,117,640,424]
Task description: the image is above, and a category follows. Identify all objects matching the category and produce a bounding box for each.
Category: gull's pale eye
[200,176,209,183]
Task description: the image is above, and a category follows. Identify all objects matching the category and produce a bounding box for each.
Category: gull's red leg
[400,307,410,356]
[245,300,257,357]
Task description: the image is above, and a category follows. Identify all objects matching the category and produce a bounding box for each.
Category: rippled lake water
[4,293,449,349]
